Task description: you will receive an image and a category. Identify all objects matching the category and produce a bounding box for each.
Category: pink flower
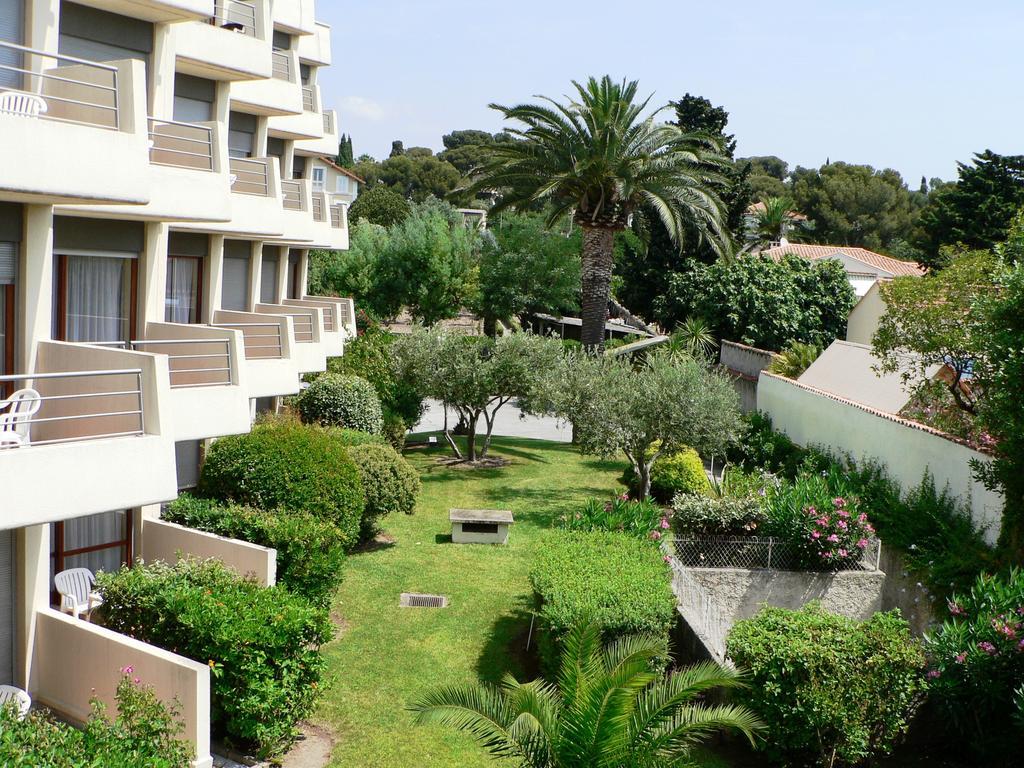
[837,520,848,530]
[816,517,829,527]
[121,665,134,676]
[827,534,840,543]
[833,497,847,508]
[134,677,141,685]
[837,549,848,558]
[856,539,869,549]
[660,518,670,530]
[955,652,967,664]
[837,509,850,519]
[926,669,942,679]
[811,531,821,539]
[806,506,817,515]
[865,524,875,534]
[1018,638,1024,653]
[857,513,868,524]
[663,555,671,564]
[650,531,662,541]
[978,641,997,655]
[948,601,965,617]
[619,493,630,501]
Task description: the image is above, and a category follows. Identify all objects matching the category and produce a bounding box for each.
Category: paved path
[411,399,572,443]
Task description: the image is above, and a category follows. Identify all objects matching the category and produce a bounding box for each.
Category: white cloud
[340,96,386,121]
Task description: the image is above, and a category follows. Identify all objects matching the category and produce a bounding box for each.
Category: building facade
[0,2,353,764]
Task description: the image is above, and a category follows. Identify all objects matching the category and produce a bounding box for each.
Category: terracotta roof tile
[761,243,925,277]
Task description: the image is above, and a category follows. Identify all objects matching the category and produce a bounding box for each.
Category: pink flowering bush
[799,496,875,569]
[925,569,1024,758]
[560,494,669,543]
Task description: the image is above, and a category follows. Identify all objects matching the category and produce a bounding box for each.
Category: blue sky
[315,1,1022,184]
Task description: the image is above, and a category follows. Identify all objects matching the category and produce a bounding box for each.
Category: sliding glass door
[57,254,137,343]
[51,511,132,601]
[166,255,202,323]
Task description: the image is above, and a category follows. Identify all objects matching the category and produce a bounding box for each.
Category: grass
[317,435,627,768]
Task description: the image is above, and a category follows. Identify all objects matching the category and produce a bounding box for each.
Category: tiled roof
[319,156,365,183]
[762,243,925,277]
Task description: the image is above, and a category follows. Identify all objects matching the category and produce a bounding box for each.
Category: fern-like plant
[768,342,821,379]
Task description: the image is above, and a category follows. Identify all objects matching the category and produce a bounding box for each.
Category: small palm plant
[410,621,764,767]
[768,341,822,379]
[751,196,800,248]
[667,317,719,362]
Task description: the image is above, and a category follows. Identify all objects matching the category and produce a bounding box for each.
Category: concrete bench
[450,508,514,545]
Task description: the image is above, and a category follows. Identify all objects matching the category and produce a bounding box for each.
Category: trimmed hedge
[672,494,767,536]
[727,604,926,766]
[530,531,676,674]
[327,426,386,448]
[198,420,365,549]
[164,495,346,606]
[297,373,383,434]
[347,443,420,542]
[97,558,333,758]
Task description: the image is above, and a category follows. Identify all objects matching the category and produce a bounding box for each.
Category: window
[175,441,201,490]
[51,511,132,602]
[0,242,15,383]
[166,256,202,323]
[260,252,279,304]
[336,175,351,195]
[287,251,302,300]
[58,254,136,343]
[311,166,325,192]
[0,0,24,90]
[0,530,14,686]
[173,73,215,123]
[221,241,251,311]
[228,111,257,159]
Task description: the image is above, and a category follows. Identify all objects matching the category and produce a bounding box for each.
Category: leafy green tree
[307,220,387,300]
[438,129,511,175]
[790,162,919,252]
[377,152,463,203]
[658,254,856,351]
[476,213,582,333]
[470,76,730,349]
[336,134,354,168]
[410,620,763,768]
[549,350,743,500]
[348,184,411,228]
[916,151,1024,269]
[768,341,822,378]
[371,199,479,324]
[741,155,789,181]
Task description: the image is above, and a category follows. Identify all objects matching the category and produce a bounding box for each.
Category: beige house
[0,1,354,765]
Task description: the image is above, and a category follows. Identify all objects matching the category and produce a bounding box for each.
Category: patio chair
[0,91,48,118]
[54,568,103,621]
[0,685,31,720]
[0,388,41,448]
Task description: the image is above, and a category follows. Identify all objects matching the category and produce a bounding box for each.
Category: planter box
[450,508,513,545]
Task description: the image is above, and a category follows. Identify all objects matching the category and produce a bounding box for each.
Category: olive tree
[549,351,744,500]
[392,327,564,462]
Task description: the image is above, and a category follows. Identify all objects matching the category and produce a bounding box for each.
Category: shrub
[325,426,386,448]
[530,531,676,675]
[672,494,766,536]
[0,673,192,768]
[198,420,365,549]
[925,569,1024,758]
[346,444,421,542]
[727,604,926,766]
[560,495,669,541]
[97,558,332,757]
[730,412,828,480]
[297,373,383,434]
[164,495,346,606]
[382,409,409,450]
[622,445,711,502]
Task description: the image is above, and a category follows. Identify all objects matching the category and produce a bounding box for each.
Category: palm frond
[408,683,521,758]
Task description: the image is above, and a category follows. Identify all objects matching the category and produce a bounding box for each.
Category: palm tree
[750,196,800,249]
[410,621,764,767]
[470,76,731,350]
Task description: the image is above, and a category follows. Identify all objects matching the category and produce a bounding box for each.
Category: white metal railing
[271,50,292,82]
[211,322,283,360]
[330,204,344,229]
[301,86,315,112]
[128,339,233,388]
[311,192,326,222]
[229,157,270,196]
[280,179,305,211]
[322,111,333,133]
[0,369,144,448]
[0,40,119,130]
[148,118,214,171]
[208,0,258,37]
[275,312,314,343]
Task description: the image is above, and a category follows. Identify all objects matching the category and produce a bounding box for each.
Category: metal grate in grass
[400,593,448,608]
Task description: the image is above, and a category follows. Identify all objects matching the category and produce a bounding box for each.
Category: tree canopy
[348,184,411,228]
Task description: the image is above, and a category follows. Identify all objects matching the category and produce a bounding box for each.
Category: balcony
[305,295,357,337]
[199,156,286,237]
[272,0,316,35]
[0,44,150,205]
[0,342,176,529]
[276,178,319,244]
[268,84,326,140]
[294,106,337,154]
[71,0,213,23]
[171,1,272,81]
[211,310,299,397]
[230,49,303,116]
[131,323,250,441]
[296,21,333,66]
[254,303,326,373]
[283,297,344,356]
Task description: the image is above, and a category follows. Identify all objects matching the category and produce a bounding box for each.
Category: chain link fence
[667,535,882,572]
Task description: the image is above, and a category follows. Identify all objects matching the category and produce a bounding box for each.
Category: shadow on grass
[481,485,621,528]
[434,533,452,544]
[475,598,540,686]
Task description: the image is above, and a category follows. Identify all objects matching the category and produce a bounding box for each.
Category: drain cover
[400,593,448,608]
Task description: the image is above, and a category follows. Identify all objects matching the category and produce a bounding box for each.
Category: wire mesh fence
[667,535,882,572]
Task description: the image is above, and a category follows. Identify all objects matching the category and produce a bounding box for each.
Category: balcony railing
[322,111,333,133]
[148,118,214,171]
[0,369,144,448]
[229,157,270,196]
[208,0,258,37]
[311,192,326,222]
[330,204,344,229]
[301,86,315,112]
[211,322,283,360]
[271,50,293,82]
[0,40,119,130]
[279,312,314,342]
[129,339,233,388]
[280,179,305,211]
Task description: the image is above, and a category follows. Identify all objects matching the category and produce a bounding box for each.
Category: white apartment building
[0,2,354,764]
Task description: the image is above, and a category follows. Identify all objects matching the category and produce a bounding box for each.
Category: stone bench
[450,508,514,545]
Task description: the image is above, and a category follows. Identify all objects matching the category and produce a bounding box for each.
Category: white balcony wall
[294,107,337,155]
[296,21,332,66]
[170,6,273,82]
[211,309,300,397]
[229,49,302,116]
[283,297,343,356]
[254,302,325,373]
[267,85,324,139]
[1,342,176,529]
[272,0,316,35]
[67,0,214,23]
[142,517,276,585]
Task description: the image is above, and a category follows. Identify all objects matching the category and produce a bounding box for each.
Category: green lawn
[318,436,627,768]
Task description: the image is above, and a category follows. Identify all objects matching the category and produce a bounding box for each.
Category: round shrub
[347,443,421,542]
[198,420,365,549]
[623,445,710,502]
[325,426,386,448]
[297,373,383,434]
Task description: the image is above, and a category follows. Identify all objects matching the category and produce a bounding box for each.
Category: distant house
[526,313,650,343]
[312,157,363,205]
[457,209,488,230]
[761,241,925,297]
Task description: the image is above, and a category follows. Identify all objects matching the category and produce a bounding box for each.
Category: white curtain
[166,256,199,323]
[66,255,129,342]
[52,511,128,585]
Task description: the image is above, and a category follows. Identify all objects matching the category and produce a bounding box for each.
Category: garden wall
[142,518,277,586]
[758,372,1003,544]
[719,341,775,413]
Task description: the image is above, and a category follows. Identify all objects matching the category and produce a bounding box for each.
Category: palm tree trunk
[580,226,616,350]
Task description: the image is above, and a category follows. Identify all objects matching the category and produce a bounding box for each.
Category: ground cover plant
[559,494,668,541]
[97,558,332,757]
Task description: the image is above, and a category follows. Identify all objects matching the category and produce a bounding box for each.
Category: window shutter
[0,0,24,90]
[0,243,16,285]
[0,530,14,685]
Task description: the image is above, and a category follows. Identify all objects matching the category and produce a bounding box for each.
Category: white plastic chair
[0,686,31,720]
[0,388,41,448]
[0,91,48,118]
[54,568,103,621]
